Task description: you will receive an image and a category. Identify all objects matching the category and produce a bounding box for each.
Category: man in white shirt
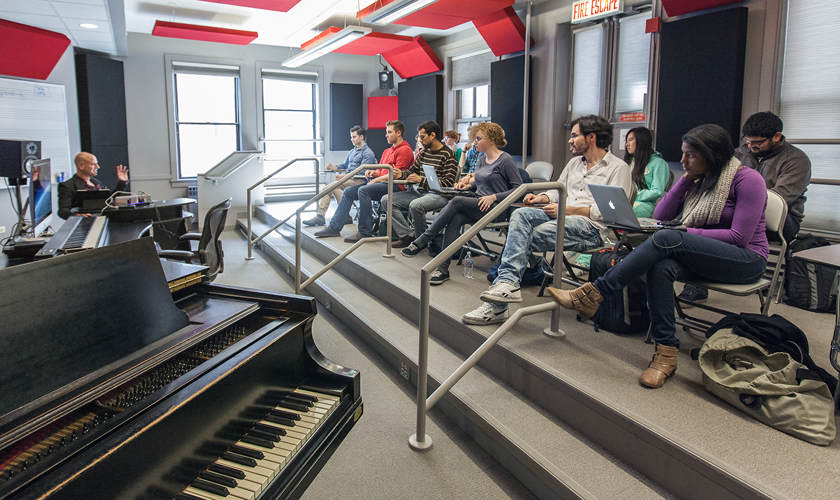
[463,115,631,325]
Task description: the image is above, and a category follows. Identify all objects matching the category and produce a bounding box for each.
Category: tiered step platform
[236,202,839,500]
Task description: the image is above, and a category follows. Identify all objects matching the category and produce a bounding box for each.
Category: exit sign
[572,0,624,24]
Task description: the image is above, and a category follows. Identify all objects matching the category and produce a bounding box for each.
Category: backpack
[587,244,650,335]
[783,234,839,312]
[486,257,546,287]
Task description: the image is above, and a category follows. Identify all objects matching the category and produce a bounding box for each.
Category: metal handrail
[294,164,396,294]
[409,181,568,451]
[246,156,321,260]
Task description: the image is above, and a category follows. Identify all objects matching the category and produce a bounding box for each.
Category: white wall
[121,32,384,204]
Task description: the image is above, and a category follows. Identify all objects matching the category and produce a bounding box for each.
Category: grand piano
[0,238,362,499]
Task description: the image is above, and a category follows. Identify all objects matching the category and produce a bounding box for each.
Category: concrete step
[239,214,677,500]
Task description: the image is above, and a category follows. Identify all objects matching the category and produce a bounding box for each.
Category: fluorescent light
[282,26,371,68]
[79,23,99,29]
[361,0,438,25]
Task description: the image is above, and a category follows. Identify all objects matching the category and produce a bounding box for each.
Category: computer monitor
[29,159,53,237]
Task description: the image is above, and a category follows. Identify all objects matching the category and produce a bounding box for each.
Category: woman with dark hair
[443,130,463,165]
[548,124,769,389]
[400,122,522,285]
[624,127,670,218]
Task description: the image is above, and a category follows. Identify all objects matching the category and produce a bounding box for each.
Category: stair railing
[409,181,568,451]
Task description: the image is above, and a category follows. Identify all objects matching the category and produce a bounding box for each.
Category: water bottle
[464,251,474,279]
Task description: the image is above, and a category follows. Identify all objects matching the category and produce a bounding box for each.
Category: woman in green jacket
[625,127,670,218]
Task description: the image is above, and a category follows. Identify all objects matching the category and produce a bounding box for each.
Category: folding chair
[650,190,788,340]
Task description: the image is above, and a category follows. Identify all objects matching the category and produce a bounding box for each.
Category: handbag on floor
[698,329,836,446]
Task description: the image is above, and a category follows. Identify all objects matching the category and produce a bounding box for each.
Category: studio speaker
[0,139,41,178]
[379,71,394,90]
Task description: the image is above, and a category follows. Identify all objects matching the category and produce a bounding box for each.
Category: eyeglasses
[743,137,769,147]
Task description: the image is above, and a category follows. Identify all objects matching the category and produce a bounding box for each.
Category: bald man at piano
[57,152,129,219]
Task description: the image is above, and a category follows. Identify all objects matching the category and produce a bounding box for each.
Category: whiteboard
[0,77,72,188]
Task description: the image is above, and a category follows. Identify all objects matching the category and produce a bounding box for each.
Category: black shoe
[401,240,427,257]
[314,227,341,238]
[430,269,450,286]
[303,215,326,226]
[677,284,708,307]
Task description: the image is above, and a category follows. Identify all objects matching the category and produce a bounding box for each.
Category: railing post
[295,213,302,294]
[383,168,394,258]
[246,188,254,260]
[409,269,433,451]
[545,186,567,338]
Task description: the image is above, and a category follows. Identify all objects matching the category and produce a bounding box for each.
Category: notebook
[421,164,472,196]
[588,183,685,232]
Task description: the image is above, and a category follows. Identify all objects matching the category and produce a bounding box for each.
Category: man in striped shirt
[380,121,459,249]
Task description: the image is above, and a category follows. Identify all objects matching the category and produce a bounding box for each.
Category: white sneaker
[480,282,522,303]
[462,303,510,325]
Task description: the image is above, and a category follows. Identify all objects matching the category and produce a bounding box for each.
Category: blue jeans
[328,182,389,236]
[494,208,603,288]
[380,190,449,239]
[593,229,767,348]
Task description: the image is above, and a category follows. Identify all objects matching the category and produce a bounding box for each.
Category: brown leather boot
[546,283,603,320]
[639,344,679,388]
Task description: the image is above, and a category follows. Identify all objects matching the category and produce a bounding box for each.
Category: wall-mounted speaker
[379,71,394,90]
[0,139,41,179]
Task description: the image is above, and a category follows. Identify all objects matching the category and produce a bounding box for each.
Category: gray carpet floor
[216,231,537,500]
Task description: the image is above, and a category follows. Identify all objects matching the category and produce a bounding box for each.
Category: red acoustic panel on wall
[660,0,742,16]
[0,20,70,80]
[152,21,258,45]
[472,6,533,57]
[200,0,302,12]
[381,36,443,79]
[333,33,413,56]
[368,96,399,129]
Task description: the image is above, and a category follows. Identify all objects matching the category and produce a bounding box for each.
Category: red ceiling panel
[472,6,533,57]
[199,0,303,12]
[660,0,742,17]
[152,21,258,45]
[368,96,399,129]
[0,19,70,80]
[381,36,443,79]
[357,0,512,30]
[333,32,413,56]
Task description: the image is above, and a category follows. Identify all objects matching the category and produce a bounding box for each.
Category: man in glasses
[679,111,811,304]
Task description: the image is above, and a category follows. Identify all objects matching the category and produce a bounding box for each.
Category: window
[260,69,320,181]
[570,25,605,119]
[779,0,840,234]
[614,13,651,114]
[171,62,241,179]
[451,50,494,145]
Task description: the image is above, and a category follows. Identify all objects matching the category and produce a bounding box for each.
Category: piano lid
[0,238,191,428]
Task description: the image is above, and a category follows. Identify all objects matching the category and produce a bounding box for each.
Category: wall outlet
[400,361,410,380]
[325,299,331,311]
[0,226,5,234]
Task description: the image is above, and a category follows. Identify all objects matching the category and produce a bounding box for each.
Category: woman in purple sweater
[548,124,769,389]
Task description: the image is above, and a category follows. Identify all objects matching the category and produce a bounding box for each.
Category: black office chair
[158,197,231,281]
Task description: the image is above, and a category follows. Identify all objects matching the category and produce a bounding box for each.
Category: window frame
[610,12,652,119]
[164,55,243,186]
[255,63,324,186]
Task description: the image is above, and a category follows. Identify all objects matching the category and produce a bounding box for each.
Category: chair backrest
[665,169,676,192]
[198,197,232,281]
[765,190,787,239]
[628,183,638,205]
[525,161,553,183]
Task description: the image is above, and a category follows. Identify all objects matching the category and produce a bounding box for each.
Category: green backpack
[698,330,836,446]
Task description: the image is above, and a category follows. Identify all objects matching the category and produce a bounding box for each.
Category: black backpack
[783,234,838,312]
[587,244,650,335]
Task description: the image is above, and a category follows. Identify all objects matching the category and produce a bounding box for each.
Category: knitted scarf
[681,157,741,228]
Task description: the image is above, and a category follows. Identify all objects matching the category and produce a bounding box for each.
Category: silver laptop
[588,183,684,232]
[421,164,471,196]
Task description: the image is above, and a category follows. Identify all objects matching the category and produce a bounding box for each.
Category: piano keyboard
[0,325,255,483]
[176,388,340,500]
[36,215,108,257]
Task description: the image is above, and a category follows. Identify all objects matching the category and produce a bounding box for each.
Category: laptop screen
[587,184,640,228]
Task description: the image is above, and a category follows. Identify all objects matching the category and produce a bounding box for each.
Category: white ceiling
[0,0,489,57]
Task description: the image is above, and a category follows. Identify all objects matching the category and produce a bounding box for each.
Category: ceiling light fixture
[282,26,371,67]
[359,0,438,25]
[79,23,99,29]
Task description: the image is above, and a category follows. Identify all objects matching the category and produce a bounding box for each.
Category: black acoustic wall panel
[75,51,129,191]
[655,7,747,161]
[398,74,443,140]
[330,83,363,151]
[365,129,390,162]
[491,55,531,156]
